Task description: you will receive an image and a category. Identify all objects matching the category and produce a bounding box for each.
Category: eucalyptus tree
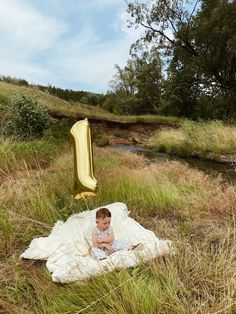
[107,46,163,114]
[127,0,236,118]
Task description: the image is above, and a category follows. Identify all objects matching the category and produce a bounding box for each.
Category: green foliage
[128,0,236,120]
[0,75,29,87]
[37,83,107,105]
[6,95,52,139]
[103,93,145,115]
[37,84,88,102]
[102,93,120,113]
[80,92,106,106]
[108,46,163,115]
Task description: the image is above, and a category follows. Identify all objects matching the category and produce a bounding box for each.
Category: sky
[0,0,143,93]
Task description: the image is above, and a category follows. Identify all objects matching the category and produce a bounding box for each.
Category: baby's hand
[105,244,113,254]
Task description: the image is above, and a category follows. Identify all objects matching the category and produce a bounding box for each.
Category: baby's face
[96,216,111,231]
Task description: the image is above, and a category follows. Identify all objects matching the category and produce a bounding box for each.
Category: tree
[160,59,201,117]
[132,46,163,112]
[107,46,163,114]
[80,93,106,106]
[128,0,236,118]
[109,62,137,97]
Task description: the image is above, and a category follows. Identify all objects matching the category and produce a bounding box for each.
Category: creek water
[110,144,236,184]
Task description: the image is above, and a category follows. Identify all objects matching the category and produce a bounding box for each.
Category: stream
[110,144,236,184]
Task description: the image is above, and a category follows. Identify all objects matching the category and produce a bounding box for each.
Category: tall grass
[0,137,68,180]
[1,139,236,313]
[150,120,236,158]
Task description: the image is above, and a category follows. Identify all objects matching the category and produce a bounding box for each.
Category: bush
[80,93,106,106]
[102,93,123,114]
[6,95,52,139]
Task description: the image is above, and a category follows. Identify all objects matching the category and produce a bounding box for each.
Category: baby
[91,207,132,260]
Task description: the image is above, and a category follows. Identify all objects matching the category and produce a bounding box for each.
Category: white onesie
[91,226,132,260]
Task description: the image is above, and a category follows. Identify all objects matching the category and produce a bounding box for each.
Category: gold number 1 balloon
[70,118,97,199]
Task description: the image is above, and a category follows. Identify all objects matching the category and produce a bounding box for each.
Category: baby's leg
[91,247,108,260]
[112,239,132,252]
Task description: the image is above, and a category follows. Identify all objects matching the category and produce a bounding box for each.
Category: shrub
[80,93,106,106]
[7,95,52,139]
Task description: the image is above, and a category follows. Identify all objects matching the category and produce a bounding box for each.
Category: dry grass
[1,140,236,313]
[150,120,236,159]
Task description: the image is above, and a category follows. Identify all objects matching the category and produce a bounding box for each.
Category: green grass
[1,132,236,313]
[0,81,180,125]
[0,137,68,179]
[90,161,209,218]
[150,120,236,159]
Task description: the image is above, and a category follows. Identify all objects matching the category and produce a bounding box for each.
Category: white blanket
[20,202,172,283]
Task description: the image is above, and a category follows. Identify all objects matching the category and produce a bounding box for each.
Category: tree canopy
[105,46,163,114]
[127,0,236,119]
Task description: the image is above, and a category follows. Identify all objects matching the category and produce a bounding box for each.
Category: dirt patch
[91,121,172,146]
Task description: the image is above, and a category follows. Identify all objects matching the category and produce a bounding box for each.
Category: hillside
[0,81,180,125]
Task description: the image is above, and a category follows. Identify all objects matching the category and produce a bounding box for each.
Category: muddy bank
[90,121,236,164]
[91,121,173,146]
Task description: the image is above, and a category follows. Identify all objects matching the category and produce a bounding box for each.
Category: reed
[151,120,236,158]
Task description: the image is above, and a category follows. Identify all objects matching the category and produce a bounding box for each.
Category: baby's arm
[96,229,114,244]
[92,228,114,248]
[92,229,106,248]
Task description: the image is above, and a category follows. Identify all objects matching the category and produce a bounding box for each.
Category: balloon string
[75,266,151,313]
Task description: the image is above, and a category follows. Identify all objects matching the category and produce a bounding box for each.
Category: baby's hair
[96,207,111,219]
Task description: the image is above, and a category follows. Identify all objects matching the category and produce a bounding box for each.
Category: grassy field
[1,81,236,313]
[0,81,180,125]
[150,120,236,161]
[1,131,236,313]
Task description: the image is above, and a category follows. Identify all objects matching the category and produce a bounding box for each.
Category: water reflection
[110,144,236,184]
